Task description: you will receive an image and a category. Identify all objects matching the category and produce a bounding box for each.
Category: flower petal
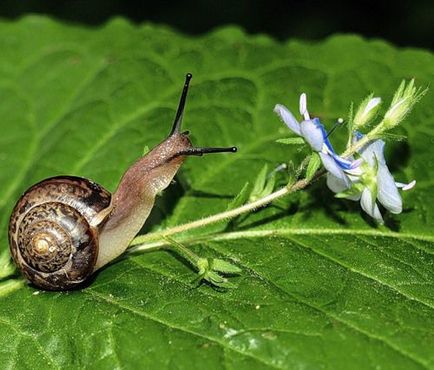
[396,180,416,191]
[364,97,382,115]
[300,119,324,151]
[274,104,301,135]
[360,188,384,223]
[326,173,348,193]
[346,193,362,201]
[327,173,361,201]
[325,172,347,191]
[327,174,361,201]
[359,139,386,166]
[319,152,350,187]
[377,164,402,214]
[299,93,310,120]
[328,150,362,171]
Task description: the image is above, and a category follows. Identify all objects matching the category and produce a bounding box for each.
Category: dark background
[0,0,433,50]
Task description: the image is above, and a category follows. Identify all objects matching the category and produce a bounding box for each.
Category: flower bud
[383,79,426,129]
[353,95,382,129]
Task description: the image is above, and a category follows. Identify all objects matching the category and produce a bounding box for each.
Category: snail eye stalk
[170,73,193,136]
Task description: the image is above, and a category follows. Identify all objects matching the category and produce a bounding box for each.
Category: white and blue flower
[274,93,360,187]
[274,93,416,223]
[326,132,416,223]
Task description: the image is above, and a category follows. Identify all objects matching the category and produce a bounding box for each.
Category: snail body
[8,74,237,290]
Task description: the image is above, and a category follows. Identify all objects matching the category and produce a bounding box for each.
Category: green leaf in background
[249,164,276,202]
[305,152,321,181]
[226,182,250,210]
[0,16,433,370]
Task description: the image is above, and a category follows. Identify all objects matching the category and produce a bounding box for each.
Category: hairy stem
[130,176,312,247]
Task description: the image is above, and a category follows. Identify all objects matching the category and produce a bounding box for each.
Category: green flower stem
[129,176,314,250]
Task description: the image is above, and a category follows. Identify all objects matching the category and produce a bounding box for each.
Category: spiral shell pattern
[9,176,111,290]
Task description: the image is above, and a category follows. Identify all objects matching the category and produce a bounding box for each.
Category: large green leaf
[0,16,433,370]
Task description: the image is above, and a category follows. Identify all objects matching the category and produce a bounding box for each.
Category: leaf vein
[85,290,285,370]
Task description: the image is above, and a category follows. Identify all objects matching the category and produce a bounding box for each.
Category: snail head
[165,73,237,160]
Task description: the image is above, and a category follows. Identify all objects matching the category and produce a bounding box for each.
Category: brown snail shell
[8,176,111,290]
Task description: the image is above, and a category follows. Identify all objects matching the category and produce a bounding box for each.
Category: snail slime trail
[8,73,237,290]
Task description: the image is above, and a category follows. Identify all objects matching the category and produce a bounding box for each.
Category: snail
[8,73,237,290]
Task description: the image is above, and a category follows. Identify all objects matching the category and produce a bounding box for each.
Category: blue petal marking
[313,118,357,171]
[313,118,336,153]
[331,154,356,170]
